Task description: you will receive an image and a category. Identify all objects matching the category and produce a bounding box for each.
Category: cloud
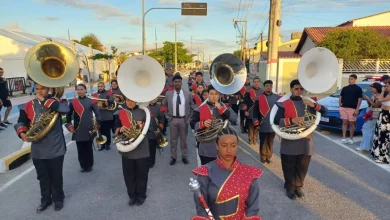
[3,22,23,32]
[41,16,60,22]
[38,0,137,24]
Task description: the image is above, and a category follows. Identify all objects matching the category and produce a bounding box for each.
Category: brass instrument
[154,118,168,147]
[24,41,78,142]
[112,106,143,145]
[90,117,107,146]
[113,94,125,105]
[194,53,246,142]
[157,95,165,104]
[270,47,338,140]
[88,95,117,111]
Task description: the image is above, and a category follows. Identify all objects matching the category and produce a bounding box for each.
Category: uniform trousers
[148,139,157,166]
[239,110,247,131]
[281,154,311,191]
[199,155,216,165]
[122,156,150,200]
[76,140,94,169]
[32,155,65,204]
[247,120,258,144]
[99,120,113,147]
[169,117,188,159]
[231,104,239,114]
[259,132,276,160]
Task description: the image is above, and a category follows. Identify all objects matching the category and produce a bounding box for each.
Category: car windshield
[330,84,372,98]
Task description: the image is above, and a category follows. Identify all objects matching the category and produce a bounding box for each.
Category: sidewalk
[0,83,104,173]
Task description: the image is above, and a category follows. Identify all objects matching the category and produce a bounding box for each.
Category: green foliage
[148,41,194,64]
[318,29,390,61]
[116,52,129,65]
[111,46,118,55]
[90,53,114,60]
[233,50,242,58]
[80,33,103,51]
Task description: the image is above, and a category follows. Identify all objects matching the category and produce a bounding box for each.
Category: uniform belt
[173,116,185,118]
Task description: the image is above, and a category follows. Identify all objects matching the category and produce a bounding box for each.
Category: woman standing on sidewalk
[371,81,390,164]
[0,67,12,128]
[356,82,382,153]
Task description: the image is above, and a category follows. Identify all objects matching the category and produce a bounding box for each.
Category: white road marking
[0,141,75,194]
[314,131,390,173]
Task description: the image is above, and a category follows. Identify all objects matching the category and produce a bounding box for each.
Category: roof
[260,51,301,60]
[294,26,390,54]
[338,11,390,27]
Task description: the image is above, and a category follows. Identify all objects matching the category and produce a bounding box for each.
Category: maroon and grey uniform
[65,96,101,170]
[147,103,165,166]
[190,102,231,165]
[114,105,150,201]
[191,157,263,220]
[14,97,69,205]
[273,96,328,192]
[244,87,264,144]
[252,92,279,162]
[93,89,114,149]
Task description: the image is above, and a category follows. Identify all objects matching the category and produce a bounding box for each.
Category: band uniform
[65,91,101,172]
[191,157,263,220]
[147,99,165,167]
[273,79,328,199]
[239,78,252,133]
[14,87,70,212]
[114,99,150,206]
[243,77,263,145]
[252,80,279,164]
[94,82,115,150]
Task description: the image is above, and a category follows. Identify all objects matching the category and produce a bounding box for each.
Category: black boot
[286,189,296,200]
[295,189,305,198]
[36,202,52,213]
[128,198,137,206]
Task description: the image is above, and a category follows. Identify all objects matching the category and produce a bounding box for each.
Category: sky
[1,0,390,60]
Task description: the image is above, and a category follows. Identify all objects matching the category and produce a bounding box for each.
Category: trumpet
[113,94,125,105]
[88,95,117,111]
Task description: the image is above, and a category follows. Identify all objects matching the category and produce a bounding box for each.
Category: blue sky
[1,0,390,60]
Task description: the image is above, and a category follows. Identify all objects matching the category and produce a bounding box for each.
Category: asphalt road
[0,74,389,220]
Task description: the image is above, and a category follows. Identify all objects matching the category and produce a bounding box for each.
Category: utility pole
[209,54,211,63]
[174,23,177,72]
[267,0,281,92]
[233,19,247,62]
[155,28,157,51]
[142,0,145,55]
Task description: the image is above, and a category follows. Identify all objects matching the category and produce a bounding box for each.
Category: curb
[0,125,71,174]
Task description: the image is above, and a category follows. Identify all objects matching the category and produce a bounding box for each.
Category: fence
[6,77,26,96]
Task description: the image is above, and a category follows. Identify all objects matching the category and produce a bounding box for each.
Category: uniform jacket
[164,89,194,124]
[114,105,149,159]
[238,83,251,110]
[252,92,279,133]
[147,103,165,140]
[244,87,264,120]
[14,97,70,159]
[191,157,263,220]
[93,89,115,121]
[190,101,232,158]
[191,80,208,92]
[65,96,101,142]
[273,96,328,155]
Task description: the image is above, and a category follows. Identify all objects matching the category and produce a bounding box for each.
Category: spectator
[356,82,382,153]
[339,74,363,144]
[0,67,13,128]
[27,75,36,96]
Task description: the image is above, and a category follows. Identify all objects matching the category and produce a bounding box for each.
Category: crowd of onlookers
[0,67,13,131]
[340,74,390,164]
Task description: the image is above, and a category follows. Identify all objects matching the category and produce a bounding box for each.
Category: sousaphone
[269,47,338,140]
[114,55,166,152]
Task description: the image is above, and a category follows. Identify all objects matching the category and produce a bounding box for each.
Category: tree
[148,41,194,66]
[233,50,242,58]
[90,53,115,82]
[116,52,129,65]
[80,33,104,51]
[318,29,390,61]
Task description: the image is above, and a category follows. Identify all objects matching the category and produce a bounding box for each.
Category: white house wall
[298,36,316,55]
[352,12,390,26]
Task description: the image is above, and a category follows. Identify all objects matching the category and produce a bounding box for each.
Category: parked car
[317,80,383,132]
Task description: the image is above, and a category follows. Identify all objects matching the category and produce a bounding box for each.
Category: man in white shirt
[164,75,194,165]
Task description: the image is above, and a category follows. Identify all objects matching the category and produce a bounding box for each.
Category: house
[338,11,390,27]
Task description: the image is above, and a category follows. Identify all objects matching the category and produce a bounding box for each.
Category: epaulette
[192,165,209,176]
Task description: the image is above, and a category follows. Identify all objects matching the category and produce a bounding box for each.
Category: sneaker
[340,139,347,144]
[0,123,7,128]
[347,139,354,144]
[3,121,12,125]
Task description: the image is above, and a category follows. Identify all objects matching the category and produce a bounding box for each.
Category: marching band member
[114,98,150,206]
[239,76,251,133]
[191,72,208,92]
[244,77,263,145]
[147,98,165,167]
[191,127,263,220]
[14,83,69,213]
[93,82,115,151]
[252,80,279,164]
[164,74,194,165]
[273,79,328,200]
[110,79,124,104]
[190,85,233,165]
[66,84,101,172]
[193,84,205,108]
